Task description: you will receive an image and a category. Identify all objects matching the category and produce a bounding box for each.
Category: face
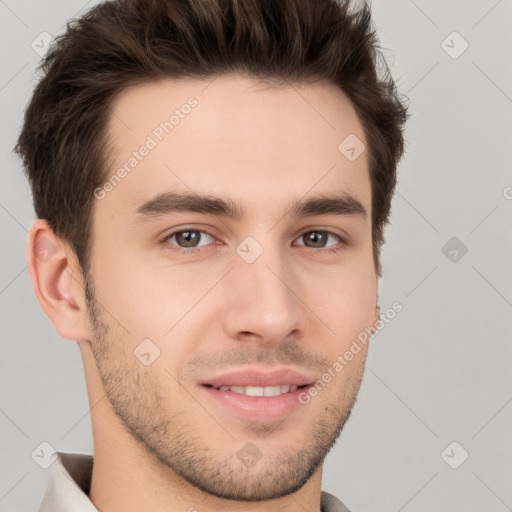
[85,74,378,501]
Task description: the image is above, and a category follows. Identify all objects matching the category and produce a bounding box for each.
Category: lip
[199,368,316,388]
[198,367,316,422]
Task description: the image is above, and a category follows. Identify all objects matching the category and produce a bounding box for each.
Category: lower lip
[199,385,310,422]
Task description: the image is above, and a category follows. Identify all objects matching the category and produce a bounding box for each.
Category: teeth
[215,384,299,396]
[264,386,282,396]
[246,386,265,396]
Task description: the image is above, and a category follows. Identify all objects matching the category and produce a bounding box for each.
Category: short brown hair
[15,0,408,277]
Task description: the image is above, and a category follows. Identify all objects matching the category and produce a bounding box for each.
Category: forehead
[99,74,371,221]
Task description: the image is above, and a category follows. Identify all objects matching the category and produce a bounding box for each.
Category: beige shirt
[38,452,351,512]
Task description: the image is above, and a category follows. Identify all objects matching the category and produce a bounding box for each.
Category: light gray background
[1,1,511,511]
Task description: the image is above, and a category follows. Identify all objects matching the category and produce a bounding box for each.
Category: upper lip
[199,368,316,388]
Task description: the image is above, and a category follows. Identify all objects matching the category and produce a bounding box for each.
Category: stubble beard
[83,272,364,501]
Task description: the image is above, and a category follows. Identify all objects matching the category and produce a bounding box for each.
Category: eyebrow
[134,191,367,221]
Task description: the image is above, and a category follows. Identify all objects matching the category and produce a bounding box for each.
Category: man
[15,0,407,510]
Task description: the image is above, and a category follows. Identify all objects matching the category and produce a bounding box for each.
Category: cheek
[304,264,377,338]
[93,256,226,338]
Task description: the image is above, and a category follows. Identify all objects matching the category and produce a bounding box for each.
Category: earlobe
[27,219,91,343]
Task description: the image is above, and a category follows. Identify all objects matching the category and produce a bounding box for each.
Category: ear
[27,219,91,342]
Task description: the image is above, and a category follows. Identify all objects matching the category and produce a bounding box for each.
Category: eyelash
[158,228,348,255]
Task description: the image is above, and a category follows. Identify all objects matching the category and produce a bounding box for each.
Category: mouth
[197,368,316,422]
[203,383,308,396]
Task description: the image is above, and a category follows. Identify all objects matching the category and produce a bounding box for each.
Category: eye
[164,229,214,249]
[295,230,344,250]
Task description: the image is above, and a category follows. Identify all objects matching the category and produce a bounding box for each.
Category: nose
[221,249,305,345]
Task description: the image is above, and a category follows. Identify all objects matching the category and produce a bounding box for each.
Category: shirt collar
[38,452,96,512]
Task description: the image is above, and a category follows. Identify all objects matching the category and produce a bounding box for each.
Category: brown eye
[303,231,327,248]
[175,230,200,247]
[165,230,214,249]
[297,231,341,249]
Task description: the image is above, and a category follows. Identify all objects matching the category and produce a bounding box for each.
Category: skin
[28,74,380,512]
